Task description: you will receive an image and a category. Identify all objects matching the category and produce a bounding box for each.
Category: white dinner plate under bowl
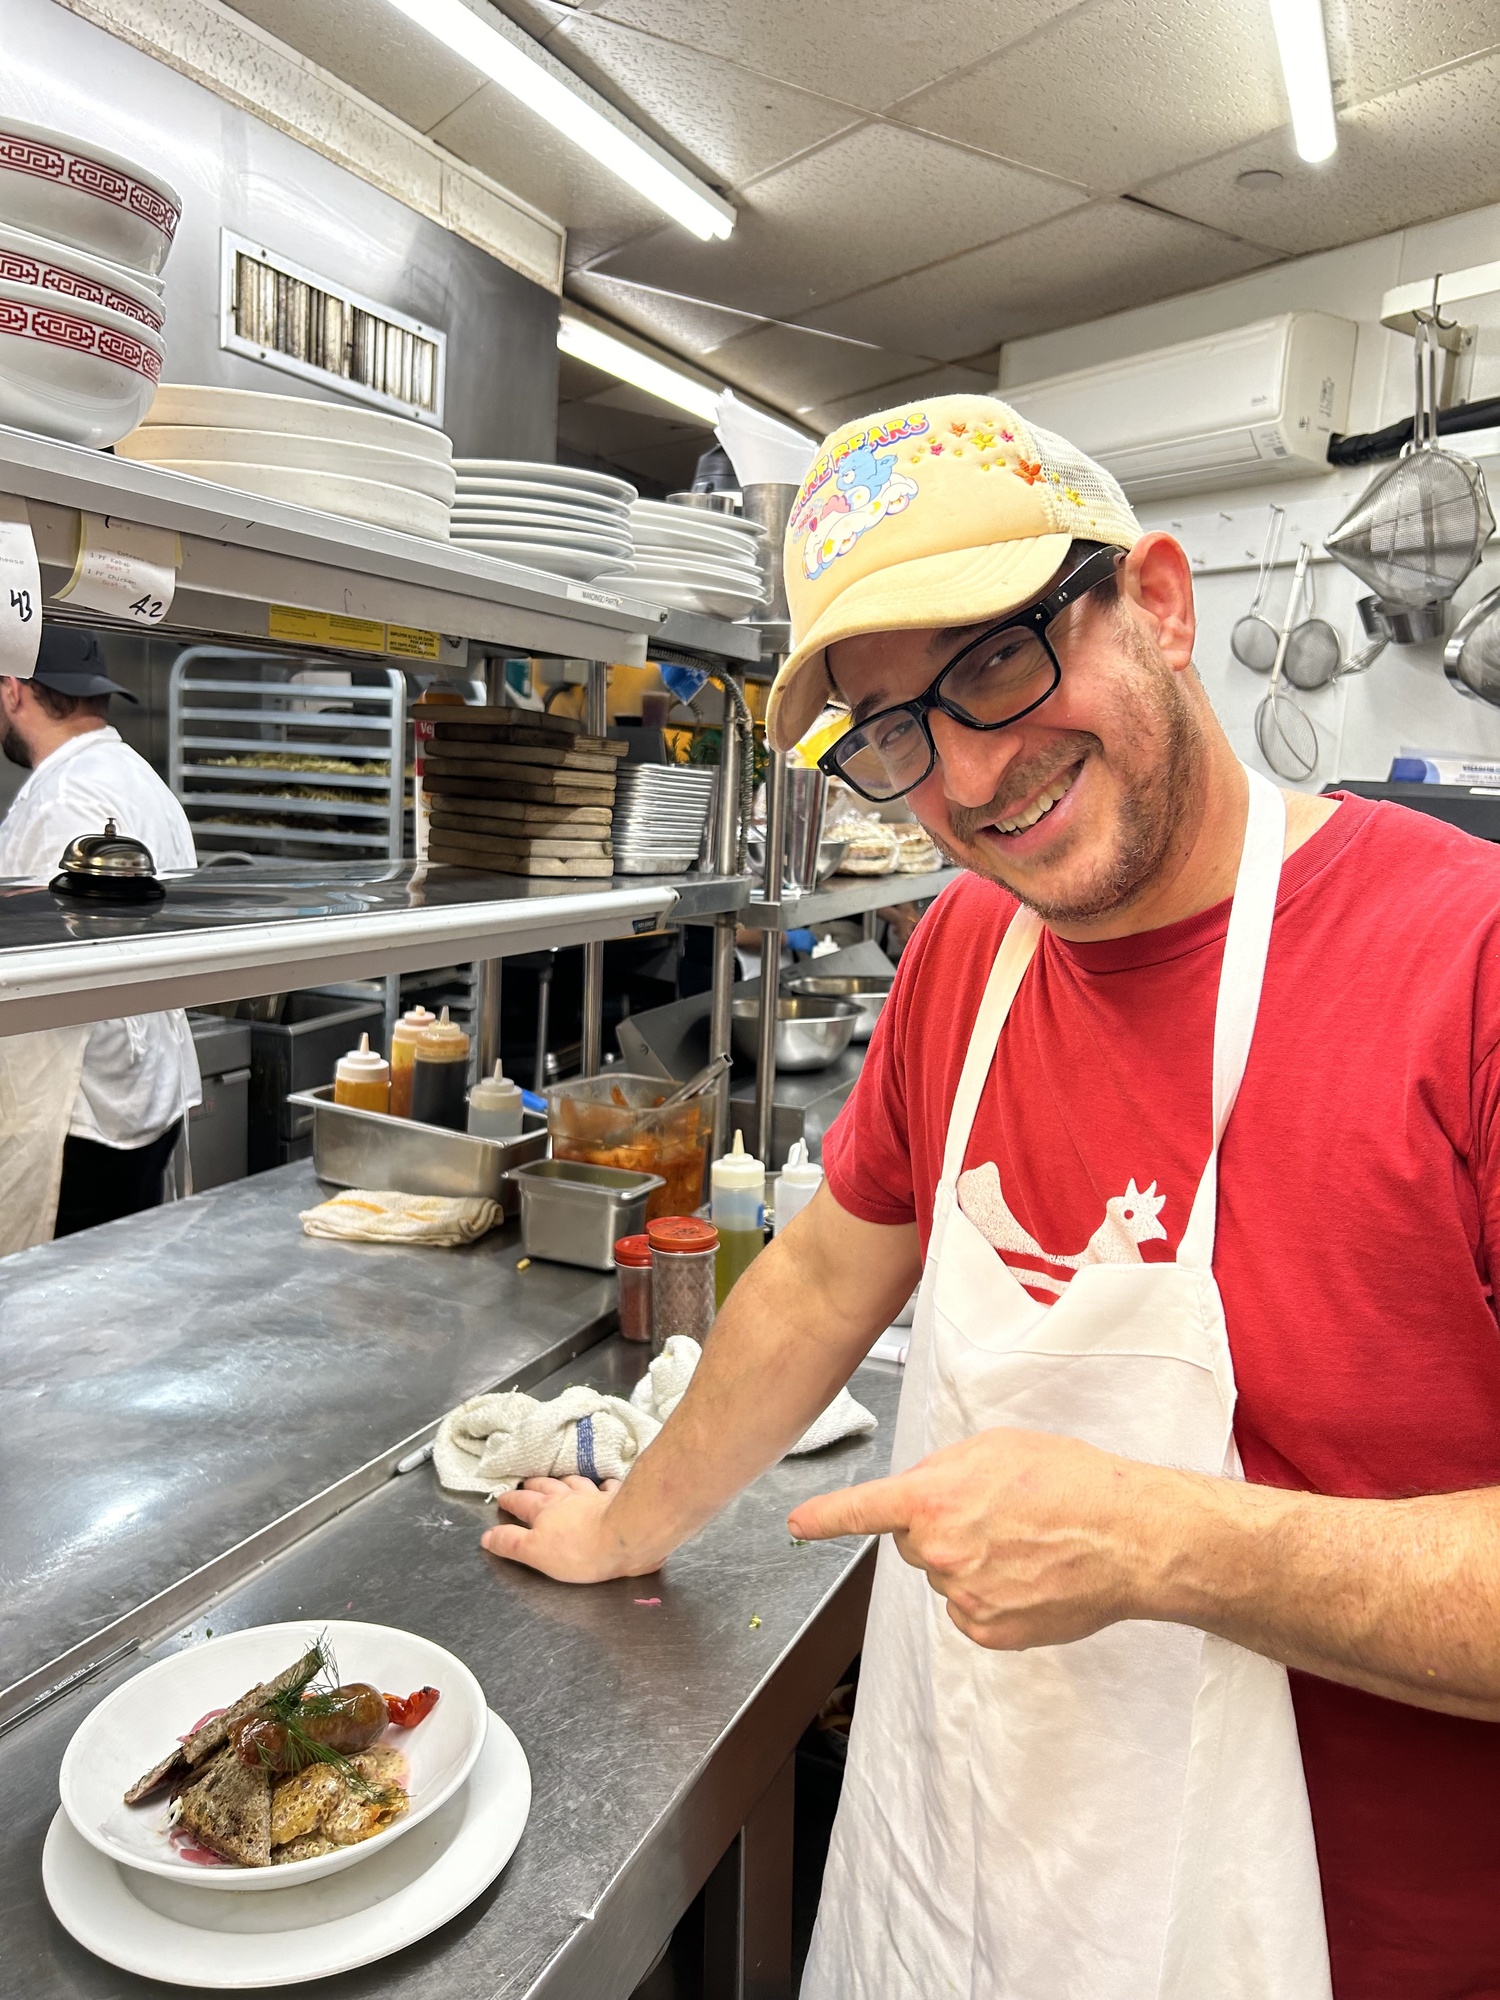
[0,274,162,449]
[454,459,636,504]
[135,460,451,540]
[0,116,180,275]
[598,575,762,619]
[144,385,453,465]
[44,1709,528,1988]
[115,428,457,505]
[453,539,632,582]
[60,1620,488,1893]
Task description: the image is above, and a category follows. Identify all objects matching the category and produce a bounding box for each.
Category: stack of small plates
[612,764,719,874]
[450,460,637,582]
[604,499,768,620]
[115,385,455,539]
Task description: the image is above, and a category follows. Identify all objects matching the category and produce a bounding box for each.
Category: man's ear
[1118,533,1196,675]
[0,676,25,719]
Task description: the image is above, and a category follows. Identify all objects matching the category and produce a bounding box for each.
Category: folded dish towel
[632,1336,879,1455]
[435,1385,662,1496]
[300,1188,501,1247]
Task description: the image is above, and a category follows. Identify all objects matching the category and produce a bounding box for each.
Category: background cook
[481,395,1500,2000]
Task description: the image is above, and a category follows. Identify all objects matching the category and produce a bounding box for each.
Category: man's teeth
[992,770,1074,836]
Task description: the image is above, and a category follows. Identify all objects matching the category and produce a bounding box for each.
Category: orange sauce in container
[547,1074,710,1221]
[333,1033,390,1113]
[388,1006,437,1118]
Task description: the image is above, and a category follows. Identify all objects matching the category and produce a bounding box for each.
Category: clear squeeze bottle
[467,1062,524,1139]
[409,1006,471,1130]
[333,1032,390,1113]
[772,1139,823,1234]
[388,1005,437,1118]
[711,1129,766,1308]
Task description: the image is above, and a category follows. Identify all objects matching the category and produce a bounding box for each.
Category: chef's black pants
[54,1120,183,1238]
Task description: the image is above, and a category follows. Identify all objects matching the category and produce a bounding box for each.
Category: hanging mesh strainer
[1325,322,1495,608]
[1232,505,1286,672]
[1280,563,1342,690]
[1444,582,1500,704]
[1255,544,1320,781]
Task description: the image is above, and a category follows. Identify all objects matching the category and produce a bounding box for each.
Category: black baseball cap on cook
[29,626,138,702]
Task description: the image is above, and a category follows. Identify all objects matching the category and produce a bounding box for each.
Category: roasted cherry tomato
[382,1685,441,1729]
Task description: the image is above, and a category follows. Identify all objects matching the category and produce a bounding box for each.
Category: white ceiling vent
[220,230,447,426]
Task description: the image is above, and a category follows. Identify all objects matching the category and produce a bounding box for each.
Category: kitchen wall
[1001,199,1500,788]
[4,0,561,459]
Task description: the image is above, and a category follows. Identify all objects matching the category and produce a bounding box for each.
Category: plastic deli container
[614,1234,653,1343]
[647,1215,719,1350]
[546,1073,710,1222]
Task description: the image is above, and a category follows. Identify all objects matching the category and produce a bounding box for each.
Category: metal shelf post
[754,748,788,1166]
[708,672,744,1160]
[580,660,609,1077]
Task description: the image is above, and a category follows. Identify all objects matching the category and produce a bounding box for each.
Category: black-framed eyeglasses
[817,546,1122,803]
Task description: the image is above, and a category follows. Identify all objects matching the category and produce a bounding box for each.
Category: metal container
[787,972,895,1044]
[251,991,386,1152]
[288,1085,547,1209]
[505,1158,666,1270]
[547,1072,711,1219]
[731,994,860,1072]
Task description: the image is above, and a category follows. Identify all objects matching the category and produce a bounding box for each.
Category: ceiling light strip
[379,0,735,240]
[1267,0,1338,163]
[559,313,722,423]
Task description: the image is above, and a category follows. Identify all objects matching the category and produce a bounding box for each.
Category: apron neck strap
[940,903,1043,1186]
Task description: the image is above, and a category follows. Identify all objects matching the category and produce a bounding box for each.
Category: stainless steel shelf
[745,866,960,929]
[0,426,761,668]
[0,862,749,1034]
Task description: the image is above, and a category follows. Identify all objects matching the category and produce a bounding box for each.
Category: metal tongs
[657,1052,731,1110]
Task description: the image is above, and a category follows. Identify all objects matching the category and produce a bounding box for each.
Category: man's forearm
[1151,1473,1500,1719]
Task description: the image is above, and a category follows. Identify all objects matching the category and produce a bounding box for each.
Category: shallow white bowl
[131,458,451,540]
[60,1620,488,1894]
[0,274,162,448]
[115,426,456,504]
[144,384,452,463]
[0,221,164,333]
[0,117,180,275]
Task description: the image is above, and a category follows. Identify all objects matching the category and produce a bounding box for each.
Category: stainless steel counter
[0,1337,898,1999]
[0,1165,619,1718]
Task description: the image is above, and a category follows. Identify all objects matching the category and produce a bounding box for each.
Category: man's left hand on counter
[787,1426,1500,1722]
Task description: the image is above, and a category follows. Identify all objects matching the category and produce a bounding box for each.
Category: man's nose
[929,710,1021,807]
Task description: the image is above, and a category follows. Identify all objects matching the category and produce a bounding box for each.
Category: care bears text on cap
[766,393,1142,754]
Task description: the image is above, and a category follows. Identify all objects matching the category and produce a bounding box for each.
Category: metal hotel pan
[504,1158,665,1269]
[288,1086,547,1209]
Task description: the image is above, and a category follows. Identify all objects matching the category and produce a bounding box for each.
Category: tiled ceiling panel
[895,0,1289,193]
[589,120,1088,319]
[1142,54,1500,256]
[801,200,1279,358]
[700,320,938,416]
[1325,0,1500,103]
[591,0,1087,114]
[567,270,761,356]
[223,0,486,131]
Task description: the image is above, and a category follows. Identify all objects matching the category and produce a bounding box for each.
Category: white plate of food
[43,1705,529,1988]
[60,1622,487,1892]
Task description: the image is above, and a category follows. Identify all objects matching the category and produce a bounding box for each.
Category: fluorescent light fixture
[379,0,735,240]
[559,313,721,423]
[1267,0,1338,163]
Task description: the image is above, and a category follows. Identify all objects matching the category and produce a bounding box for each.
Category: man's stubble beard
[930,630,1206,927]
[0,720,32,770]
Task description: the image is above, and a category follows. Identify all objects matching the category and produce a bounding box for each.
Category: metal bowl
[787,972,895,1043]
[731,994,860,1071]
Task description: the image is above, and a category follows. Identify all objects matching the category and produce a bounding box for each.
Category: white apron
[0,1025,88,1255]
[803,769,1332,2000]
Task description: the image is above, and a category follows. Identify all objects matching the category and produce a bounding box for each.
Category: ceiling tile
[567,268,761,353]
[701,320,938,416]
[1140,55,1500,257]
[896,0,1287,193]
[223,0,486,131]
[547,14,859,186]
[1324,0,1500,103]
[587,120,1087,320]
[590,0,1084,114]
[800,201,1280,359]
[807,359,1002,432]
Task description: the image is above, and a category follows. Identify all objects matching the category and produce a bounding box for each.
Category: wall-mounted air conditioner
[1005,313,1357,502]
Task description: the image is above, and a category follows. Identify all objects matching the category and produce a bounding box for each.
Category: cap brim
[31,672,137,702]
[767,533,1073,753]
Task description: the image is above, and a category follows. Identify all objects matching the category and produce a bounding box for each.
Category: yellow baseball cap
[766,392,1141,753]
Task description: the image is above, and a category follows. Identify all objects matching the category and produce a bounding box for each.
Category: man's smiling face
[825,539,1209,929]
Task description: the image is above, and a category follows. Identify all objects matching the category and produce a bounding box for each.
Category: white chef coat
[0,727,201,1147]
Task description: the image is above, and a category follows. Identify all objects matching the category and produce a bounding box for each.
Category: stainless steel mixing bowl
[730,994,860,1071]
[787,972,895,1043]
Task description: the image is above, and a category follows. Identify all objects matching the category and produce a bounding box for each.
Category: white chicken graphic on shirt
[957,1163,1167,1299]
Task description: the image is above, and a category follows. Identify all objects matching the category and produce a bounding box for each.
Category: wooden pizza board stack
[422,708,628,878]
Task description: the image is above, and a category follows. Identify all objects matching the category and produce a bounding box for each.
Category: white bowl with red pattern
[0,117,180,276]
[0,222,164,335]
[0,276,163,449]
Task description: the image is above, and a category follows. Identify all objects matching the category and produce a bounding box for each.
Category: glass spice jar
[647,1216,719,1353]
[614,1234,653,1344]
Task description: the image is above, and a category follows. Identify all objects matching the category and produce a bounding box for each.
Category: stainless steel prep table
[1,1165,619,1717]
[0,1339,899,2000]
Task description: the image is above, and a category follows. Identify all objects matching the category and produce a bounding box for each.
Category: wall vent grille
[219,230,446,426]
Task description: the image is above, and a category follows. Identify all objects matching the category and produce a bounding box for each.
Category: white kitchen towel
[631,1335,878,1455]
[435,1384,661,1496]
[300,1188,501,1246]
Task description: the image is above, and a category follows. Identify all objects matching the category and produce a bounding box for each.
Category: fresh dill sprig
[248,1633,391,1803]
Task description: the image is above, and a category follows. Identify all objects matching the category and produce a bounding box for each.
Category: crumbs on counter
[749,1614,762,1629]
[516,1258,532,1271]
[634,1597,661,1607]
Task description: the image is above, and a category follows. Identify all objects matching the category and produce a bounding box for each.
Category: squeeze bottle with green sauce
[410,1006,471,1130]
[711,1129,766,1308]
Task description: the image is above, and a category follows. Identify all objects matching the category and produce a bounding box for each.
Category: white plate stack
[612,763,719,874]
[114,384,456,540]
[605,499,769,621]
[0,116,178,449]
[450,459,637,581]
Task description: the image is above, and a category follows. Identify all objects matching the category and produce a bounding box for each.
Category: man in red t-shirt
[487,395,1500,1999]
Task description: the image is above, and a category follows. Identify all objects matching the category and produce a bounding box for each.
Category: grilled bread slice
[177,1748,274,1867]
